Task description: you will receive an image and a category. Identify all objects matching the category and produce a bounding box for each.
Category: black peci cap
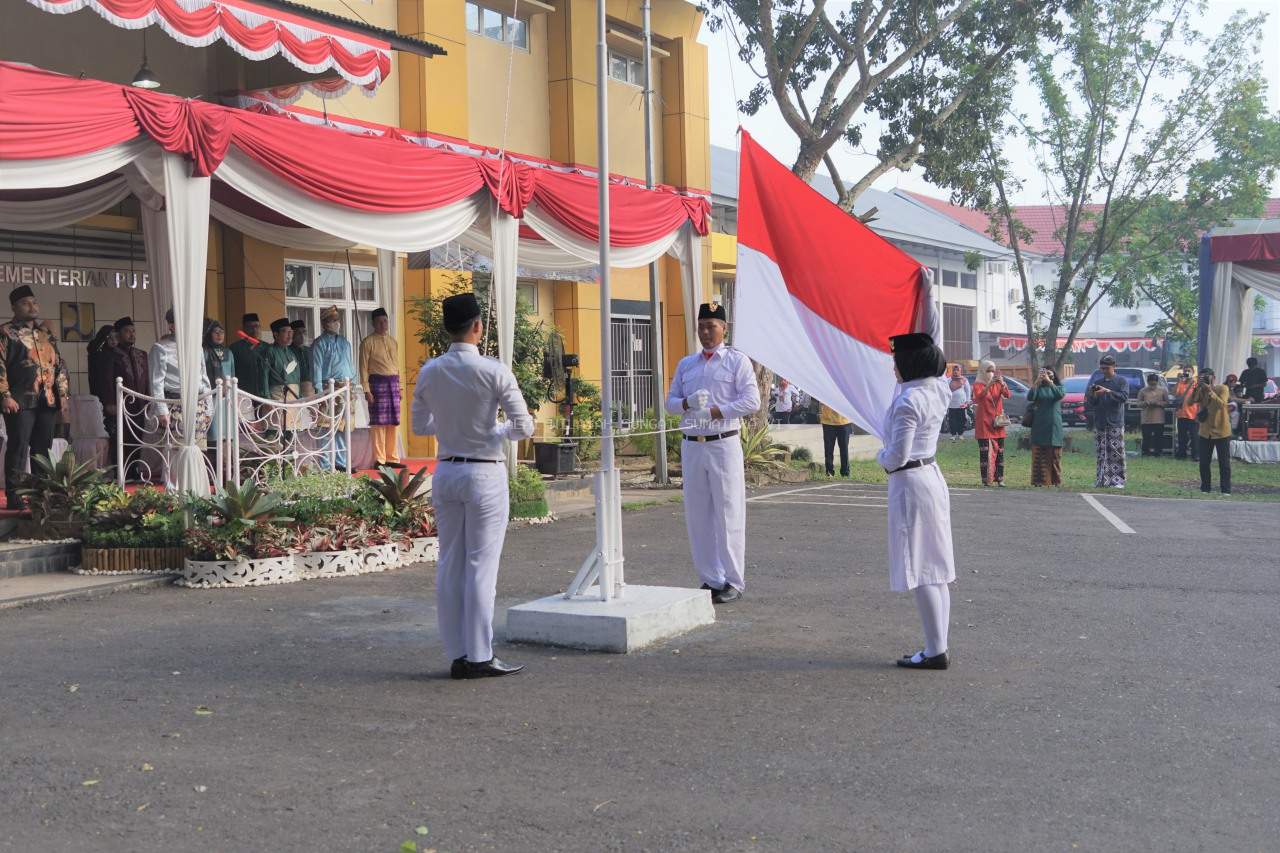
[889,332,935,352]
[8,285,34,305]
[442,293,480,331]
[697,302,727,322]
[270,318,290,333]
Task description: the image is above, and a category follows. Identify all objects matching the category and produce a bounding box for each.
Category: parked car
[1079,367,1169,428]
[1061,375,1090,426]
[964,374,1031,423]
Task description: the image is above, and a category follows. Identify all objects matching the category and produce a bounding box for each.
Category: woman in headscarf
[972,358,1011,486]
[875,332,956,670]
[203,318,236,465]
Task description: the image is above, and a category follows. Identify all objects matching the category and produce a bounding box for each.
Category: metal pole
[596,0,616,601]
[115,378,124,488]
[641,0,668,484]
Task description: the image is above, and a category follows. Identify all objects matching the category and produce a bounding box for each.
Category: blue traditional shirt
[311,332,356,390]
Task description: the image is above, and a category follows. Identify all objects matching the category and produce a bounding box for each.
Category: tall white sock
[913,582,951,657]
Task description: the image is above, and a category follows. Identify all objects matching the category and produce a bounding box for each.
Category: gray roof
[710,144,1014,259]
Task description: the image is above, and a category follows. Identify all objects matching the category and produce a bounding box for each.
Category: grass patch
[839,431,1280,502]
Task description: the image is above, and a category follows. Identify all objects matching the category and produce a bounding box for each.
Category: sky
[701,0,1280,205]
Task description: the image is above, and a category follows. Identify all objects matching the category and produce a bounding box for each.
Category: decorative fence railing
[115,379,354,490]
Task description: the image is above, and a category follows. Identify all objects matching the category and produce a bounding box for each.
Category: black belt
[683,430,739,443]
[440,457,502,464]
[889,456,936,474]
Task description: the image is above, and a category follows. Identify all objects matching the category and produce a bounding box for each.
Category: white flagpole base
[506,585,715,653]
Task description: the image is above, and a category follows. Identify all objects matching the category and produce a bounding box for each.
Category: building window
[283,261,380,357]
[517,280,538,313]
[711,202,738,236]
[942,303,975,362]
[608,50,645,85]
[942,269,959,288]
[960,271,977,290]
[465,2,528,48]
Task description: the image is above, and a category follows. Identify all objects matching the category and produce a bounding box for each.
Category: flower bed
[179,555,299,588]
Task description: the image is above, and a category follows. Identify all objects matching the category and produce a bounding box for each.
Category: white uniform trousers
[431,461,510,662]
[680,436,747,590]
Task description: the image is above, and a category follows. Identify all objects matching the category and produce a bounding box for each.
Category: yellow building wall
[466,17,552,157]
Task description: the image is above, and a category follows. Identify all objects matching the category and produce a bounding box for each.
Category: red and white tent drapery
[995,336,1161,354]
[1198,220,1280,374]
[21,0,392,90]
[0,62,710,492]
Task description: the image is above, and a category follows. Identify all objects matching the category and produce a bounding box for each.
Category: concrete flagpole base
[506,585,715,653]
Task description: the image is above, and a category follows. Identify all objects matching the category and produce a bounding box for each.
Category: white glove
[689,389,711,412]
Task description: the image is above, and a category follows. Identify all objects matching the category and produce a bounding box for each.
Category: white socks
[913,582,951,657]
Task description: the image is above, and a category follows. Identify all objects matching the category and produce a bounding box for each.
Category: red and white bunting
[23,0,391,89]
[996,336,1161,354]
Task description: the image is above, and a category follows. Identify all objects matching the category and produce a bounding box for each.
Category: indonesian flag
[733,131,940,440]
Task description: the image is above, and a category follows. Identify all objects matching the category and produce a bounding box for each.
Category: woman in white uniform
[876,332,956,670]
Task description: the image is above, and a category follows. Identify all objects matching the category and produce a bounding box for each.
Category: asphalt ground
[1,483,1278,852]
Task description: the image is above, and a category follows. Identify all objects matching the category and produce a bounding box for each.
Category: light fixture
[131,31,160,89]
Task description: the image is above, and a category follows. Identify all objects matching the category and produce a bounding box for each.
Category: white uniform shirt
[663,345,761,436]
[876,377,949,472]
[775,384,798,413]
[411,342,534,459]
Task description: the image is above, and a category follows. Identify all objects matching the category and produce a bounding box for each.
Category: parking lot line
[749,499,890,508]
[1081,493,1135,534]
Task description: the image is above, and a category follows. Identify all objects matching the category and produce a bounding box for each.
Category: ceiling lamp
[131,31,160,89]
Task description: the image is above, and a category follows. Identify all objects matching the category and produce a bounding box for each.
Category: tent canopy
[1198,218,1280,375]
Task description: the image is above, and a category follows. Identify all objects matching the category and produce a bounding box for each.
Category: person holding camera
[1172,369,1199,460]
[1189,368,1232,494]
[1026,366,1065,486]
[972,360,1011,486]
[1084,354,1129,488]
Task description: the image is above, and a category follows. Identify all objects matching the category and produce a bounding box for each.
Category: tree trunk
[749,362,772,433]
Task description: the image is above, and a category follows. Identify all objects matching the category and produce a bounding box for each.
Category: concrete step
[0,541,81,579]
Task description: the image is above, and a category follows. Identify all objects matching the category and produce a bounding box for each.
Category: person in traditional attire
[360,307,403,468]
[875,332,955,670]
[1084,354,1129,488]
[1026,367,1065,486]
[664,302,761,604]
[0,286,69,508]
[262,318,301,438]
[311,305,356,470]
[1171,369,1199,460]
[86,325,118,466]
[973,360,1011,486]
[289,319,314,397]
[203,319,236,468]
[412,293,534,679]
[110,316,150,482]
[150,309,211,483]
[1189,368,1232,495]
[229,312,268,398]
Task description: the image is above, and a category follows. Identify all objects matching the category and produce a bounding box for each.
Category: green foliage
[790,446,812,463]
[701,0,1058,205]
[263,469,359,501]
[739,423,788,472]
[185,481,295,561]
[367,466,436,537]
[626,410,683,463]
[509,464,546,504]
[409,272,555,413]
[83,485,185,548]
[16,449,110,532]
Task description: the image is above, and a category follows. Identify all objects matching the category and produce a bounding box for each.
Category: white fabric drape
[210,200,356,252]
[0,139,153,189]
[213,150,486,252]
[455,212,595,272]
[0,177,130,230]
[376,248,397,336]
[160,151,212,495]
[668,225,703,354]
[138,201,174,341]
[523,202,683,267]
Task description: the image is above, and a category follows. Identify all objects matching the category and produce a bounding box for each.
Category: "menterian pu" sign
[0,263,149,290]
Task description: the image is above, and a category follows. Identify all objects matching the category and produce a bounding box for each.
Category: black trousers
[1198,436,1231,494]
[4,406,56,504]
[1175,418,1198,460]
[1141,423,1164,456]
[822,423,852,476]
[946,407,967,437]
[979,437,1005,484]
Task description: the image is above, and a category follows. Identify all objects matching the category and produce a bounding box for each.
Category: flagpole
[641,0,668,484]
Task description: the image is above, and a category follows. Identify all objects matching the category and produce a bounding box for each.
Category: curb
[0,574,176,611]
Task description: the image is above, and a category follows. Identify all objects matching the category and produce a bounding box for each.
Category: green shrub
[509,465,548,518]
[82,485,185,548]
[626,410,682,463]
[263,469,358,501]
[791,446,812,462]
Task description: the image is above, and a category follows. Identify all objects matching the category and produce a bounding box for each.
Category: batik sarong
[367,374,401,426]
[1095,427,1126,487]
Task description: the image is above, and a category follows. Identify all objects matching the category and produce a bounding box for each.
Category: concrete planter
[295,548,362,579]
[396,536,439,567]
[357,543,399,573]
[80,546,186,574]
[179,555,298,588]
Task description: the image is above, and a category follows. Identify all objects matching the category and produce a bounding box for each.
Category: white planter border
[396,536,439,567]
[179,555,299,588]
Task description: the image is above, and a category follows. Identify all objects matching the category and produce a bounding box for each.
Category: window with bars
[283,261,380,353]
[942,304,975,362]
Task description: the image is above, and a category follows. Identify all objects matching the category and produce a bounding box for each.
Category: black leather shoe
[711,585,741,604]
[449,657,468,680]
[700,583,714,591]
[896,651,949,670]
[458,657,525,679]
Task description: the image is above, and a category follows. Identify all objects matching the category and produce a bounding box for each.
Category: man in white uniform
[412,293,534,679]
[876,332,956,670]
[664,303,761,604]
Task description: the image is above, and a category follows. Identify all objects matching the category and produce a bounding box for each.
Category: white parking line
[749,499,890,508]
[1081,493,1135,534]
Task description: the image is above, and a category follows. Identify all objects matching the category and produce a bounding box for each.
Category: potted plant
[15,449,108,539]
[294,513,390,578]
[365,466,438,567]
[180,481,299,588]
[79,485,187,574]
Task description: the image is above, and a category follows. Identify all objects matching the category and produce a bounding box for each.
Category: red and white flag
[733,131,940,439]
